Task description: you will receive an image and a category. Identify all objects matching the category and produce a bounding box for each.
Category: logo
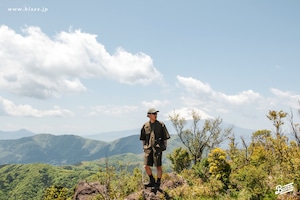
[275,182,294,195]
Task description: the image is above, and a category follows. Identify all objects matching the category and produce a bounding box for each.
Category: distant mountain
[0,119,255,142]
[84,129,140,142]
[0,129,35,140]
[84,120,256,143]
[71,118,256,155]
[0,121,255,165]
[0,133,183,165]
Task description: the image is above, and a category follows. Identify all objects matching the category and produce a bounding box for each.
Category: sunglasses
[149,113,157,115]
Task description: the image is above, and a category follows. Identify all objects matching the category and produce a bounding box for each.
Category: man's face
[149,112,157,121]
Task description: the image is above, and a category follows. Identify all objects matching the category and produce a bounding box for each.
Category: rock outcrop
[74,172,186,200]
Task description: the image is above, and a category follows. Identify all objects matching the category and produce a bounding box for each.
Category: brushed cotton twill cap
[147,108,159,114]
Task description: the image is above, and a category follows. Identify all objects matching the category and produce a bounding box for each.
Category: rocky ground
[73,173,300,200]
[74,172,186,200]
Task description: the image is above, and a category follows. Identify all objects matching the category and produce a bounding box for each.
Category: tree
[208,148,231,189]
[231,165,269,200]
[249,130,274,174]
[251,129,271,144]
[288,101,300,146]
[289,110,300,145]
[227,134,249,170]
[167,147,191,173]
[266,110,287,137]
[169,109,232,163]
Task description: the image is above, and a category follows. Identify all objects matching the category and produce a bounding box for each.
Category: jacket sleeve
[140,125,146,141]
[161,122,170,140]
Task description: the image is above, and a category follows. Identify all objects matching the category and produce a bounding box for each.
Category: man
[140,108,170,189]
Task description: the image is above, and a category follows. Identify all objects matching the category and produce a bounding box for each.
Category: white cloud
[141,99,170,109]
[109,47,162,85]
[176,75,213,94]
[175,75,300,130]
[270,88,300,108]
[220,90,261,105]
[89,105,138,117]
[0,96,73,117]
[167,107,213,120]
[175,76,268,124]
[271,88,293,98]
[176,75,262,107]
[0,25,163,99]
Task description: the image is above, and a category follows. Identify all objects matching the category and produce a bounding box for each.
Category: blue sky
[0,0,299,136]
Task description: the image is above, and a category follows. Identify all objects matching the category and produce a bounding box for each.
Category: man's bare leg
[144,165,155,187]
[156,166,162,178]
[145,165,152,176]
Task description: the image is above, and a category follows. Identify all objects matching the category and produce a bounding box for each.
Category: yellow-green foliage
[165,170,230,200]
[167,147,191,173]
[43,185,69,200]
[163,109,300,200]
[208,148,231,183]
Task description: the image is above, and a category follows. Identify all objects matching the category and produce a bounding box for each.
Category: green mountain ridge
[0,134,182,199]
[0,133,182,165]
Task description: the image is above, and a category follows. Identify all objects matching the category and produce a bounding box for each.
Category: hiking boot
[155,179,161,189]
[144,181,155,188]
[144,175,155,188]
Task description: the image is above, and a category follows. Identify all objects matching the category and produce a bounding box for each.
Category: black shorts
[144,149,162,167]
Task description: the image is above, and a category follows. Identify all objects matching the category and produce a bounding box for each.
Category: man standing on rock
[140,108,170,189]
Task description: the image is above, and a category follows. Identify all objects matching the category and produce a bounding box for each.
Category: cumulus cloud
[175,75,267,124]
[270,88,300,108]
[0,96,73,117]
[271,88,294,98]
[220,90,261,105]
[175,75,300,129]
[167,107,213,120]
[141,99,170,109]
[0,25,163,99]
[176,76,213,94]
[176,75,261,106]
[88,105,138,117]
